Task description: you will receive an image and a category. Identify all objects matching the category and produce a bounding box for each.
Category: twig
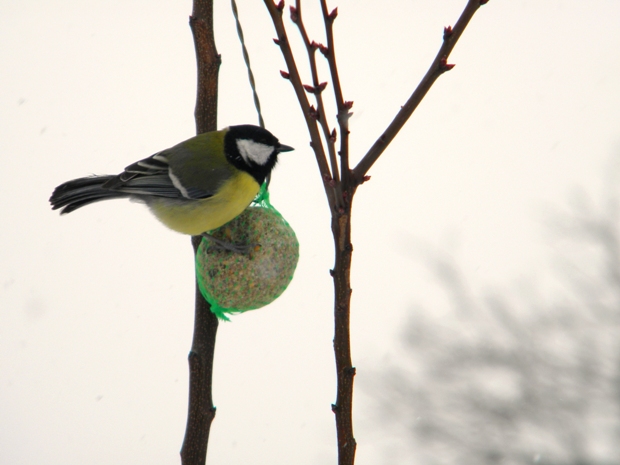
[319,0,352,187]
[181,1,221,464]
[352,0,487,184]
[291,1,340,189]
[263,0,338,212]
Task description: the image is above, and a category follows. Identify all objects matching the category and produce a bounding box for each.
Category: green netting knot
[195,183,299,320]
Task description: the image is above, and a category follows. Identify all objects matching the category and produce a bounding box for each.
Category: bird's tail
[50,175,129,214]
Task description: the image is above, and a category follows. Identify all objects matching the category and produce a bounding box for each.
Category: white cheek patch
[236,139,274,166]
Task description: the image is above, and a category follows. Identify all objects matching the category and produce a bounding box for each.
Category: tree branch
[264,0,338,212]
[181,1,221,463]
[352,0,487,184]
[292,1,341,191]
[319,1,352,188]
[262,2,488,465]
[190,1,220,135]
[330,211,356,465]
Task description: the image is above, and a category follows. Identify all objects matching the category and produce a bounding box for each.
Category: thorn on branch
[443,25,453,40]
[480,0,489,4]
[318,43,329,57]
[361,175,371,184]
[280,70,290,79]
[273,38,280,46]
[331,403,338,413]
[343,101,354,110]
[329,269,335,277]
[330,128,337,143]
[310,40,320,50]
[328,7,338,21]
[289,6,299,23]
[337,109,353,125]
[276,0,285,12]
[309,105,320,120]
[303,83,327,94]
[439,57,456,73]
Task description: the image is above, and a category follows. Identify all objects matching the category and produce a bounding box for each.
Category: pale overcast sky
[2,1,620,464]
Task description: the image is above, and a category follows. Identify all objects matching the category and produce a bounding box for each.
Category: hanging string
[231,0,265,129]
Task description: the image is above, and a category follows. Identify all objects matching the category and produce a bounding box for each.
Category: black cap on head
[225,125,293,185]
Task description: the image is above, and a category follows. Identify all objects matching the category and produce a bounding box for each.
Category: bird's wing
[101,149,230,200]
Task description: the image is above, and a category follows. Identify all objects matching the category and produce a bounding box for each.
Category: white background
[2,1,620,464]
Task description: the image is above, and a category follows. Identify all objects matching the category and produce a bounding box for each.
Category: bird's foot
[201,233,260,255]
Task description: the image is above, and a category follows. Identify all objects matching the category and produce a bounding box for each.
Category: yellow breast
[147,172,260,235]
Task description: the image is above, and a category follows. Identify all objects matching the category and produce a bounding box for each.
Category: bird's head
[224,125,294,185]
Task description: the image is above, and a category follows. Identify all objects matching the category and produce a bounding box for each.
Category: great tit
[50,125,294,236]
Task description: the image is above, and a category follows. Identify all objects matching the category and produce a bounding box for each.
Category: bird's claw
[201,233,260,255]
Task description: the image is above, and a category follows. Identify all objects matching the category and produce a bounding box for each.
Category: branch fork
[261,1,488,464]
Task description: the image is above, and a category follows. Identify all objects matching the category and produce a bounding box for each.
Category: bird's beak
[278,143,295,153]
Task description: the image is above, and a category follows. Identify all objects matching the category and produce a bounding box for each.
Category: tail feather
[50,175,129,214]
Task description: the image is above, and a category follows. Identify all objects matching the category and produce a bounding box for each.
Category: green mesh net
[195,184,299,320]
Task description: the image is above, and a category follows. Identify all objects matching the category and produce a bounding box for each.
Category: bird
[50,125,294,238]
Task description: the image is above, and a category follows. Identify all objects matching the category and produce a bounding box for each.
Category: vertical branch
[181,1,221,464]
[263,2,487,465]
[180,276,219,465]
[265,3,356,464]
[330,209,356,465]
[319,1,351,187]
[292,1,340,187]
[191,0,221,135]
[264,0,338,212]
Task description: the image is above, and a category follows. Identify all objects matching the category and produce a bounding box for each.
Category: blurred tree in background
[370,161,620,465]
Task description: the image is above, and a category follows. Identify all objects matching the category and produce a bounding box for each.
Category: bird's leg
[200,233,260,255]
